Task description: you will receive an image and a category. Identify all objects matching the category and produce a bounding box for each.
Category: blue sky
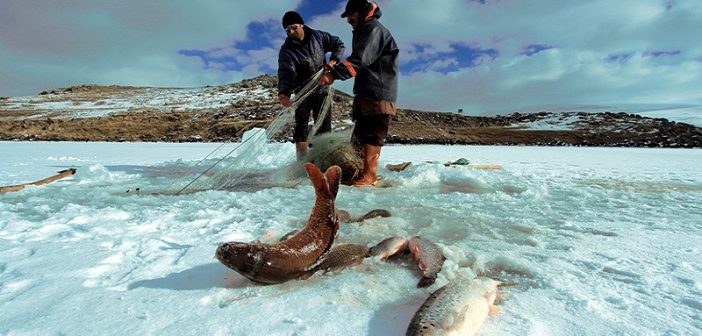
[1,0,701,114]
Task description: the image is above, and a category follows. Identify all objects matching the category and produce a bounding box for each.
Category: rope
[308,85,334,139]
[161,142,227,193]
[174,128,266,195]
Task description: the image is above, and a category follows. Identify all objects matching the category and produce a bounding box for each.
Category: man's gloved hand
[324,59,337,70]
[278,94,292,108]
[319,72,335,86]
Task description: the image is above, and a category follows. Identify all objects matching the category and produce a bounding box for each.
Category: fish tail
[324,165,341,200]
[304,163,341,200]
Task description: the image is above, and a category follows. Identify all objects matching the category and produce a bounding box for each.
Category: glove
[278,94,292,108]
[324,59,337,70]
[319,72,335,86]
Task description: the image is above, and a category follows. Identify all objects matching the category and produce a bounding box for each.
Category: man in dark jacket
[320,0,399,186]
[278,11,345,160]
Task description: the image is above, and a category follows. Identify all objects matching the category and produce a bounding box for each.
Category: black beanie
[282,11,304,28]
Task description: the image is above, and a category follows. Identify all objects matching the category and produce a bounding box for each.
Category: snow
[635,105,702,127]
[508,114,582,131]
[507,104,702,128]
[0,85,276,120]
[1,140,702,335]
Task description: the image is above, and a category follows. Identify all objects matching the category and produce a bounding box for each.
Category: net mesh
[168,69,347,194]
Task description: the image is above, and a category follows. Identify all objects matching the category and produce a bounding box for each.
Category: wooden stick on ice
[0,168,77,193]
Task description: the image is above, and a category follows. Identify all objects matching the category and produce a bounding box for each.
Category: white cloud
[0,0,300,96]
[375,0,702,113]
[1,0,701,115]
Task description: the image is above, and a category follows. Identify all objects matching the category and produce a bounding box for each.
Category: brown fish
[336,209,353,223]
[408,236,446,288]
[313,243,369,273]
[337,208,392,223]
[357,209,392,222]
[370,236,408,261]
[215,163,340,284]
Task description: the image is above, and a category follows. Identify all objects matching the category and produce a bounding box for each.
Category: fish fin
[494,291,506,304]
[440,308,464,331]
[417,276,436,288]
[298,271,315,280]
[304,163,329,197]
[324,165,341,200]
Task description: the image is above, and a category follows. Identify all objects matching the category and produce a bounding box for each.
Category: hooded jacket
[331,2,399,102]
[278,26,345,96]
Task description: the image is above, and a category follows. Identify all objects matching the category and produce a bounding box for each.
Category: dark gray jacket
[331,3,399,102]
[278,26,345,96]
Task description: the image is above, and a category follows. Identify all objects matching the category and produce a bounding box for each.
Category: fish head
[215,242,266,277]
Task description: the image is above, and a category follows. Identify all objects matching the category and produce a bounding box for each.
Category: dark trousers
[293,92,332,142]
[352,114,390,147]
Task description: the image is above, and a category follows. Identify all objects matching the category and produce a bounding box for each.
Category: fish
[370,236,409,261]
[357,209,392,222]
[336,209,353,223]
[386,161,412,172]
[406,278,501,336]
[408,236,446,287]
[215,163,340,284]
[337,208,392,223]
[313,243,369,273]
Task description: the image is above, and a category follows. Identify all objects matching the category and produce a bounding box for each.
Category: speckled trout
[408,236,446,287]
[215,163,340,284]
[406,278,501,336]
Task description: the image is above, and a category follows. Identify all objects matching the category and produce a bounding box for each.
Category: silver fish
[406,278,501,336]
[370,236,408,261]
[408,236,446,288]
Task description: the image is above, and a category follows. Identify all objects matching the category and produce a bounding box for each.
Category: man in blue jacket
[278,11,345,160]
[320,0,399,186]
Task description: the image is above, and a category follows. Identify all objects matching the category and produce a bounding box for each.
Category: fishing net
[164,69,356,194]
[303,131,362,185]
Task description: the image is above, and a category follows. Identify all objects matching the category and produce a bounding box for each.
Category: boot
[295,142,308,161]
[353,144,381,186]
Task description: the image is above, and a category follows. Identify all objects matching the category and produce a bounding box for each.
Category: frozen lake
[1,141,701,335]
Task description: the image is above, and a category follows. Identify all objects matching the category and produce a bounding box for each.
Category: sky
[1,0,702,114]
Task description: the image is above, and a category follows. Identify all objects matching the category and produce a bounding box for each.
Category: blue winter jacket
[278,26,345,96]
[330,3,399,102]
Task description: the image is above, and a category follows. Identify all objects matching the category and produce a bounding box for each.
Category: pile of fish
[215,163,503,335]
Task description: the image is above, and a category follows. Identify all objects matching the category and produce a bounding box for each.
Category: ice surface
[1,142,701,335]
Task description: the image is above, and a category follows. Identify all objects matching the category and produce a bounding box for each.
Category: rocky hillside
[1,75,701,148]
